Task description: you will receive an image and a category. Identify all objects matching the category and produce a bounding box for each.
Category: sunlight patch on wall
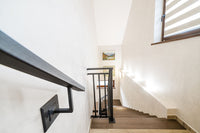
[121,69,160,94]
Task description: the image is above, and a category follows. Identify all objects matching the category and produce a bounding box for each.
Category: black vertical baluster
[92,74,97,117]
[104,73,107,116]
[98,74,102,117]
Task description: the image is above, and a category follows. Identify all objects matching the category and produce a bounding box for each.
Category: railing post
[92,74,97,117]
[108,68,115,123]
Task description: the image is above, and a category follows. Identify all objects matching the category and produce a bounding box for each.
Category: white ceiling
[94,0,132,46]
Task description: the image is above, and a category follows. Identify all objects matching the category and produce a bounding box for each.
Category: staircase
[90,100,190,133]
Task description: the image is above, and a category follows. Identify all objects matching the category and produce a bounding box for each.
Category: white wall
[0,0,98,133]
[94,0,132,45]
[120,75,167,118]
[121,0,200,132]
[98,45,121,99]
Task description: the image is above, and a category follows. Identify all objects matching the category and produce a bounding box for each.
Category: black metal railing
[0,30,85,132]
[87,68,115,123]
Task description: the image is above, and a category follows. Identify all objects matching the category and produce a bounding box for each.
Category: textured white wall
[120,75,167,118]
[0,0,98,133]
[121,0,200,132]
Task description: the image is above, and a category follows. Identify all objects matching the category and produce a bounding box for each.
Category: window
[161,0,200,41]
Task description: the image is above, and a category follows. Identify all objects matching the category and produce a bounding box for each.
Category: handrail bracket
[40,87,73,132]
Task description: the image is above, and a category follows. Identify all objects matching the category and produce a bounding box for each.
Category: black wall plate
[40,95,59,132]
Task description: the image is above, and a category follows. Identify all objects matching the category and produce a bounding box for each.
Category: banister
[0,30,85,132]
[87,68,113,70]
[87,68,115,123]
[87,72,109,75]
[0,30,84,91]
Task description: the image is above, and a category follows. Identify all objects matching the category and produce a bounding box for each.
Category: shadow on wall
[120,74,167,118]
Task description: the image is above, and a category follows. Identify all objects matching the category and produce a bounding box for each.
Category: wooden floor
[91,100,185,130]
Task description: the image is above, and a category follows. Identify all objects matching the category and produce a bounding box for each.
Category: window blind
[164,0,200,39]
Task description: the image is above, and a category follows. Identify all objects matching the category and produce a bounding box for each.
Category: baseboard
[168,115,198,133]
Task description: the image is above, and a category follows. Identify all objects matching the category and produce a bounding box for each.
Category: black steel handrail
[0,30,85,132]
[0,30,84,91]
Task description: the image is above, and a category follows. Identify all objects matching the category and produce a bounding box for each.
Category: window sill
[151,33,200,46]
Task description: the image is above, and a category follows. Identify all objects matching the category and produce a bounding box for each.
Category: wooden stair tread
[91,102,185,130]
[113,107,157,118]
[91,118,184,129]
[113,100,121,106]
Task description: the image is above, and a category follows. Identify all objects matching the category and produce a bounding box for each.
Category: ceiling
[94,0,132,46]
